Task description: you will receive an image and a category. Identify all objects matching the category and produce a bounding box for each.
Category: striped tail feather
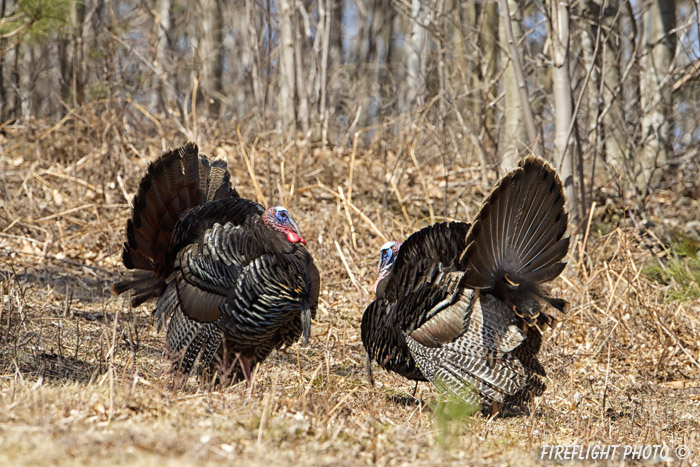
[459,155,570,315]
[158,281,221,376]
[405,292,533,407]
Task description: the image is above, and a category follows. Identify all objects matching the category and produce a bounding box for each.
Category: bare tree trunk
[481,1,499,151]
[365,1,393,127]
[19,41,32,118]
[550,0,579,223]
[0,0,6,119]
[294,1,309,133]
[402,0,428,113]
[498,0,532,171]
[12,42,20,118]
[621,1,640,144]
[0,51,4,119]
[327,0,344,119]
[330,0,344,64]
[279,0,297,131]
[378,3,396,123]
[197,0,223,117]
[152,0,174,114]
[462,2,477,116]
[318,0,331,146]
[245,0,263,114]
[597,0,628,181]
[80,0,101,104]
[581,0,601,151]
[46,39,63,119]
[448,0,467,110]
[436,0,447,128]
[639,0,675,192]
[71,0,85,107]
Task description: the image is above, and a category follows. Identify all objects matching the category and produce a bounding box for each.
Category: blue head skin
[372,241,401,294]
[262,206,306,245]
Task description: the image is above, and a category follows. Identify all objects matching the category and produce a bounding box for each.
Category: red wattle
[286,232,306,245]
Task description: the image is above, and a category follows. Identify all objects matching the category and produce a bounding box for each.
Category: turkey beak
[290,219,306,245]
[301,307,312,345]
[377,255,387,273]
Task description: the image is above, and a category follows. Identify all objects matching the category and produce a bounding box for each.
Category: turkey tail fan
[459,155,570,314]
[113,143,237,306]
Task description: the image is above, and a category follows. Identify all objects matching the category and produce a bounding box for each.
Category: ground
[1,121,699,465]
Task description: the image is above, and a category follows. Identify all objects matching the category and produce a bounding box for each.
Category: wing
[393,221,471,271]
[217,252,316,348]
[379,221,470,300]
[361,299,430,382]
[171,197,265,258]
[158,284,222,375]
[361,279,465,381]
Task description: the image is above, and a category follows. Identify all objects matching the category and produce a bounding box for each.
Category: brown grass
[1,111,699,465]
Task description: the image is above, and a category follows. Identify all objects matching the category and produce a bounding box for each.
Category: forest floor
[1,117,699,466]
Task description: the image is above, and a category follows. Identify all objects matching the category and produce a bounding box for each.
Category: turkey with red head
[361,155,569,413]
[113,143,320,383]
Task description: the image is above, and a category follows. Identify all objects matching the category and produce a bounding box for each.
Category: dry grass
[1,111,699,466]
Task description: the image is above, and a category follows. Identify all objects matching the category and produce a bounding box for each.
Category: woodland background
[1,0,699,465]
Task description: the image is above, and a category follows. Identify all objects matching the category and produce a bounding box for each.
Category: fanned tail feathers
[459,155,570,317]
[113,143,236,306]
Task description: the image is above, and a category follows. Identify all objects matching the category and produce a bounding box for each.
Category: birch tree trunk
[448,0,467,114]
[19,41,32,118]
[550,0,578,223]
[152,0,174,114]
[278,0,297,130]
[402,0,428,113]
[639,0,675,193]
[581,1,601,151]
[498,0,531,171]
[599,0,627,179]
[318,0,331,145]
[481,1,499,150]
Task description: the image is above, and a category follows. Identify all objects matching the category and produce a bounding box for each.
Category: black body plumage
[113,143,320,381]
[361,155,569,411]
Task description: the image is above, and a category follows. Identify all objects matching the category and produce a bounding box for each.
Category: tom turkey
[113,143,320,383]
[361,155,569,412]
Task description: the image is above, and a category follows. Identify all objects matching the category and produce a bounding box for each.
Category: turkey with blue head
[113,143,320,384]
[361,155,569,413]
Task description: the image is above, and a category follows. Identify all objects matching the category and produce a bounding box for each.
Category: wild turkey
[361,155,569,412]
[113,143,320,383]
